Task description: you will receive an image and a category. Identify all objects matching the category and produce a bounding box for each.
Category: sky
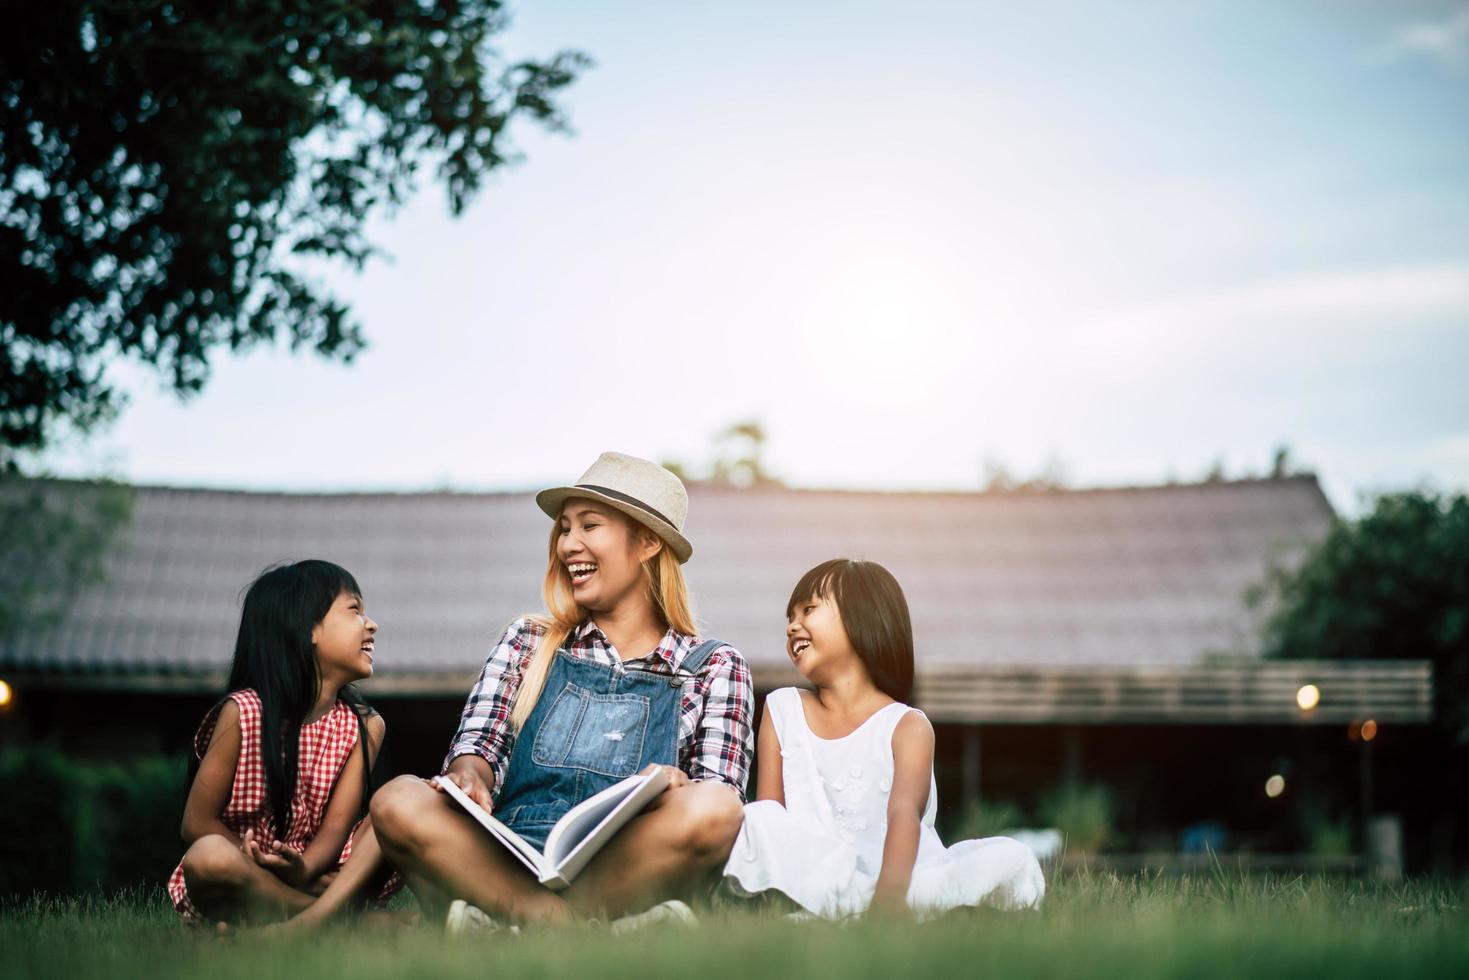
[42,0,1469,513]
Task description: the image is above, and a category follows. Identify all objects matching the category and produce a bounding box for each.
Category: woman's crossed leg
[370,774,743,925]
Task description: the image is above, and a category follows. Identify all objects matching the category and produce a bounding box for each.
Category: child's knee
[181,835,248,888]
[991,837,1047,893]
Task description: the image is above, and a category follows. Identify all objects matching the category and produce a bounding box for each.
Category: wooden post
[1063,727,1082,789]
[1360,738,1375,852]
[961,726,982,806]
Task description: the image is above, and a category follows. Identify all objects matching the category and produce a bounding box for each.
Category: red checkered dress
[167,689,376,921]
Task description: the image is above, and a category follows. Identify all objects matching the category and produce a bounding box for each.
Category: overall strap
[679,637,725,675]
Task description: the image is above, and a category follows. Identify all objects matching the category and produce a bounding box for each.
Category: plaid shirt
[445,618,755,800]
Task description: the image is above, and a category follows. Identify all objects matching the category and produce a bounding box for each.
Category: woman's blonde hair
[509,509,697,730]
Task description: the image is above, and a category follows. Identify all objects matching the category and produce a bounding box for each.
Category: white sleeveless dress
[723,687,1045,919]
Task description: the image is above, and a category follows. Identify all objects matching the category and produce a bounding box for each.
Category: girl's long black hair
[186,560,378,838]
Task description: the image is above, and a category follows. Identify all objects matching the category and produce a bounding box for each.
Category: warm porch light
[1360,718,1378,741]
[0,679,12,707]
[1296,684,1320,710]
[1265,774,1286,798]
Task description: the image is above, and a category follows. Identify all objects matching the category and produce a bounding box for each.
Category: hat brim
[536,486,693,563]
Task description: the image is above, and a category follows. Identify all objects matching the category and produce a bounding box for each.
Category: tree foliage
[0,475,134,640]
[1,1,588,458]
[662,419,781,489]
[981,454,1069,493]
[1257,491,1469,744]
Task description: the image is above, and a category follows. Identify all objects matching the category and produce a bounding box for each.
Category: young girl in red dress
[167,560,395,925]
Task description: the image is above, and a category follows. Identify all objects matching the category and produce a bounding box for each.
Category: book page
[542,767,670,883]
[434,777,545,877]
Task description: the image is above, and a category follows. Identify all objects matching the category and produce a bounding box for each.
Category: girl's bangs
[303,559,362,605]
[326,563,362,601]
[786,559,848,619]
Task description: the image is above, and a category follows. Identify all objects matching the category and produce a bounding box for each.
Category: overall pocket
[531,683,651,778]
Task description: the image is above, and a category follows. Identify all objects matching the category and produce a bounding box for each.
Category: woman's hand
[638,763,689,811]
[431,766,495,812]
[640,762,690,790]
[242,829,310,886]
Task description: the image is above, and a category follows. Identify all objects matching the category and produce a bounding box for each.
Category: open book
[435,767,671,890]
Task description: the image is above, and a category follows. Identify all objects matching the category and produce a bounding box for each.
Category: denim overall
[495,637,724,852]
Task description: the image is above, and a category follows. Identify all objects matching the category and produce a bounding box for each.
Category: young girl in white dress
[724,559,1045,919]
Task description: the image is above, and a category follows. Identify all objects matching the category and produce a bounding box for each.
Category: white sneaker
[609,899,699,935]
[446,899,519,936]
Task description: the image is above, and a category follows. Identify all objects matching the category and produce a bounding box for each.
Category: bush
[1039,783,1115,855]
[0,748,186,898]
[1305,811,1355,858]
[0,747,77,897]
[950,799,1029,843]
[1256,490,1469,745]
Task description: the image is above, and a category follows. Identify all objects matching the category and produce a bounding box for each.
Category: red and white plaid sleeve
[684,643,755,800]
[443,618,543,792]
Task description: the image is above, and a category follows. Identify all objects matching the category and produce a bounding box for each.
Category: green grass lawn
[5,871,1467,980]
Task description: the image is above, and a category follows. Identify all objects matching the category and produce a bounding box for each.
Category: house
[0,475,1433,860]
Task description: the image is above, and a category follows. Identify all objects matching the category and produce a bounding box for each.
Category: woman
[371,452,754,927]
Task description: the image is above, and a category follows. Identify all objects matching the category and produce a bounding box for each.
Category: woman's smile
[568,561,598,586]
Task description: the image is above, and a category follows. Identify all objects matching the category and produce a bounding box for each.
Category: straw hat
[535,452,693,563]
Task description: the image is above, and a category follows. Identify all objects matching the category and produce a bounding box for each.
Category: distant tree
[710,420,777,488]
[1256,490,1469,745]
[663,419,781,489]
[0,475,133,640]
[1270,444,1296,479]
[981,454,1068,493]
[1202,444,1303,484]
[1,2,588,462]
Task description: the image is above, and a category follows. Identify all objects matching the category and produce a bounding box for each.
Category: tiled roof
[0,476,1334,678]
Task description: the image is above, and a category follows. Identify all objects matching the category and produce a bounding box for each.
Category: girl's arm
[753,703,785,804]
[870,710,934,917]
[180,699,244,846]
[283,713,386,884]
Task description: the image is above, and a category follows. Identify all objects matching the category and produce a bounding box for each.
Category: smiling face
[785,593,858,683]
[312,589,378,684]
[557,499,663,614]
